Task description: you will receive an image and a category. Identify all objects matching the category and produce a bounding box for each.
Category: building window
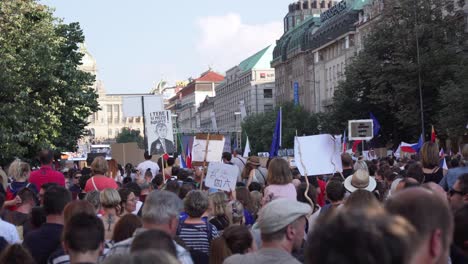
[108,129,113,137]
[264,104,274,112]
[264,89,273,98]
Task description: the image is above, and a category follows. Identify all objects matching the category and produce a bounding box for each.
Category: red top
[84,176,118,192]
[317,179,326,207]
[29,166,66,190]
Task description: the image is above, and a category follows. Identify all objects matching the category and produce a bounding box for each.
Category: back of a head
[63,213,104,254]
[112,214,142,243]
[179,183,195,200]
[326,180,346,202]
[341,153,353,168]
[267,158,292,185]
[385,187,453,249]
[184,190,208,218]
[167,157,175,167]
[210,225,253,264]
[102,250,179,264]
[17,187,37,206]
[91,156,108,175]
[420,142,439,169]
[222,152,232,162]
[100,188,121,209]
[142,190,182,225]
[8,159,30,181]
[44,185,71,216]
[344,189,381,211]
[209,192,228,217]
[85,190,101,212]
[63,200,96,224]
[0,244,34,264]
[39,150,53,165]
[144,151,152,160]
[305,209,417,264]
[130,229,176,257]
[235,186,253,212]
[406,163,424,183]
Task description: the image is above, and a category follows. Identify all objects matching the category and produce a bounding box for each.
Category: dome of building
[78,43,97,75]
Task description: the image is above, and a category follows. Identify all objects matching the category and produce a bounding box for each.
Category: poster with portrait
[146,110,175,155]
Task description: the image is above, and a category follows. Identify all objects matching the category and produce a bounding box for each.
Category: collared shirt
[0,218,20,244]
[29,166,66,189]
[105,229,193,264]
[223,248,301,264]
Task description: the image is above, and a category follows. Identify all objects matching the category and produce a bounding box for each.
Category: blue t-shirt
[23,223,63,264]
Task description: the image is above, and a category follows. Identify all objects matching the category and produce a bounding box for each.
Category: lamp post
[234,112,242,150]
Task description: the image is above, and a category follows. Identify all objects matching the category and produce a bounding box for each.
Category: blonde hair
[267,158,292,185]
[420,142,440,169]
[100,188,121,209]
[250,191,262,218]
[209,192,228,217]
[8,160,30,181]
[91,156,108,175]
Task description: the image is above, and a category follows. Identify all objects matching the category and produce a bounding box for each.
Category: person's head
[258,198,311,252]
[152,173,164,189]
[155,123,168,139]
[17,187,38,210]
[62,213,105,263]
[235,186,254,212]
[179,182,195,200]
[85,190,101,213]
[143,151,152,161]
[102,250,179,264]
[229,200,245,225]
[118,188,137,214]
[453,205,468,255]
[406,163,425,183]
[8,159,30,182]
[233,148,242,157]
[353,160,368,171]
[209,192,228,217]
[267,158,292,185]
[341,153,353,168]
[165,179,180,195]
[141,190,183,237]
[222,152,232,163]
[30,206,46,229]
[210,225,255,263]
[449,173,468,212]
[112,214,143,243]
[63,200,96,224]
[386,187,453,264]
[250,190,263,218]
[344,189,382,211]
[100,188,121,210]
[184,190,208,218]
[0,244,35,264]
[420,142,440,169]
[130,229,177,257]
[305,209,417,264]
[248,182,262,192]
[296,182,318,207]
[72,170,83,186]
[344,169,377,193]
[44,185,72,216]
[395,177,420,193]
[91,156,108,175]
[38,182,58,205]
[325,180,346,203]
[39,149,54,165]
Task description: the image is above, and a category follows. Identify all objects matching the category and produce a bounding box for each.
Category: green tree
[330,0,467,143]
[242,102,319,154]
[0,0,99,163]
[115,128,145,149]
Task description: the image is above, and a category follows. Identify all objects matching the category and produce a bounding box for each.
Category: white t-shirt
[0,218,20,244]
[136,160,160,179]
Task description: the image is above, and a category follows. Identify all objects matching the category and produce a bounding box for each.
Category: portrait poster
[146,110,175,155]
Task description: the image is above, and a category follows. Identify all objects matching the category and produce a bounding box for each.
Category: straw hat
[247,156,261,166]
[344,169,377,193]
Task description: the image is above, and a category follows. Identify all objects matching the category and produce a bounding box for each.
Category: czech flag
[399,134,424,153]
[439,148,448,170]
[186,144,192,169]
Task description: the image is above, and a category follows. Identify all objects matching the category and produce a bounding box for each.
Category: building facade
[272,0,383,112]
[214,45,276,131]
[79,44,145,141]
[168,70,224,133]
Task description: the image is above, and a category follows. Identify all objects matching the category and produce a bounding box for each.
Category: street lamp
[234,112,242,149]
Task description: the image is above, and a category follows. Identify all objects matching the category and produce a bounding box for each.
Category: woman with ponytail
[209,225,255,264]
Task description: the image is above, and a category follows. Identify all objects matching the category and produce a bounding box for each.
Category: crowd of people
[0,143,467,264]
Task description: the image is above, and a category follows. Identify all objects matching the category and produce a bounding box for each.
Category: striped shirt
[177,222,219,254]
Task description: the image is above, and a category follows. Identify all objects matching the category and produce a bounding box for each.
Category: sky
[40,0,292,94]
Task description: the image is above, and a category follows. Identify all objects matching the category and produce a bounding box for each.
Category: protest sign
[205,162,239,191]
[191,134,225,165]
[146,110,175,155]
[294,134,343,176]
[348,119,374,140]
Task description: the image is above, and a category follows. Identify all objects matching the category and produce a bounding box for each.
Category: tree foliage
[330,0,467,144]
[242,102,320,154]
[0,0,99,163]
[115,128,145,149]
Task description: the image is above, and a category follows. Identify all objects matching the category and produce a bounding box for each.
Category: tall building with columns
[79,44,146,141]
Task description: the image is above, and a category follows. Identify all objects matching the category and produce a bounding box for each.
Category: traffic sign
[348,119,374,140]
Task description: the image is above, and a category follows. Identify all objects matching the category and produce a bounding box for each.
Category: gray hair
[85,190,101,212]
[184,190,208,218]
[142,190,183,224]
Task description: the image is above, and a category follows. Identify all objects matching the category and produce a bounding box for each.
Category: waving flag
[269,107,282,158]
[243,136,251,158]
[342,129,347,153]
[186,144,192,169]
[400,134,424,153]
[431,126,437,143]
[370,112,381,137]
[440,148,448,170]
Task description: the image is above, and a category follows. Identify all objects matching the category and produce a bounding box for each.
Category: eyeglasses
[449,189,465,197]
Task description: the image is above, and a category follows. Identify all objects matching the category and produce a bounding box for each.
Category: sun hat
[247,156,261,166]
[344,169,377,193]
[257,198,311,234]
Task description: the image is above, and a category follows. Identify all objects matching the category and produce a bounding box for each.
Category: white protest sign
[205,162,239,191]
[146,110,175,155]
[191,137,225,163]
[294,134,343,176]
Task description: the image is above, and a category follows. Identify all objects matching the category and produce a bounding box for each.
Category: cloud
[196,13,283,73]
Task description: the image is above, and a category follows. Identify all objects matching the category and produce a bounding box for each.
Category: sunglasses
[449,189,465,197]
[74,175,82,179]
